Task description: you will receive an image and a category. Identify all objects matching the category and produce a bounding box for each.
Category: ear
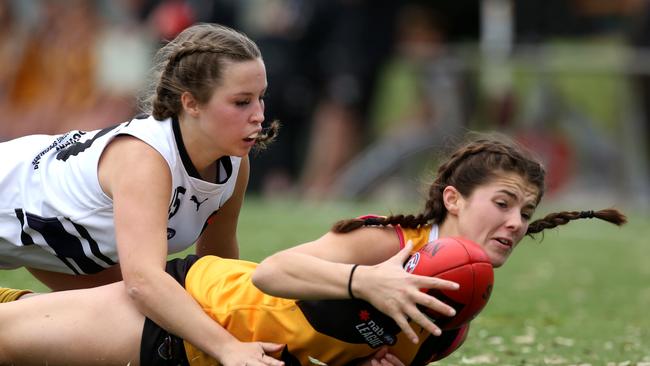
[180,91,200,118]
[442,186,462,215]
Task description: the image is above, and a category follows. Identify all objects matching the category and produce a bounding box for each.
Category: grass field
[2,196,648,364]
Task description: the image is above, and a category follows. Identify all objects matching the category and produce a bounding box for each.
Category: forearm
[253,251,356,300]
[125,271,235,360]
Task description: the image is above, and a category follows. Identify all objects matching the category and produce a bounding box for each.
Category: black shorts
[140,255,199,366]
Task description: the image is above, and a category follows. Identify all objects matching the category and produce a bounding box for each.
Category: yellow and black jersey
[182,224,468,365]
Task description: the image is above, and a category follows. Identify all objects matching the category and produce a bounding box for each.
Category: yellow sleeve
[394,225,433,254]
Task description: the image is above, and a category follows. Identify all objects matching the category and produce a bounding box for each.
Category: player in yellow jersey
[0,135,626,365]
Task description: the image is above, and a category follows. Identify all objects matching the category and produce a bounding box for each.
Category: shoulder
[103,134,164,161]
[102,116,175,167]
[117,115,175,154]
[298,226,401,265]
[98,135,172,197]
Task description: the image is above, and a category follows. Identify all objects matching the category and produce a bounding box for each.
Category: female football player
[0,23,291,365]
[0,135,626,365]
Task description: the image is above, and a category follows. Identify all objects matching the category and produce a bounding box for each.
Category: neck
[437,217,459,238]
[178,115,223,172]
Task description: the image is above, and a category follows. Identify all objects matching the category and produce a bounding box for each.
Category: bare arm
[100,137,282,365]
[252,227,459,342]
[195,155,250,259]
[253,228,400,298]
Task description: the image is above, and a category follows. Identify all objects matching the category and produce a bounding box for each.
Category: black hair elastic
[363,217,381,226]
[579,210,595,219]
[348,264,360,299]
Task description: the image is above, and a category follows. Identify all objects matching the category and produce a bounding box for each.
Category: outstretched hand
[217,340,285,366]
[352,240,459,343]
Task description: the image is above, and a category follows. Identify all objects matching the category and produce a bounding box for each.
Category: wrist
[349,264,369,300]
[348,264,360,299]
[209,333,240,362]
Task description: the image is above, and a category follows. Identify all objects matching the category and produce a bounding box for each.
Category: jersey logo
[56,125,119,162]
[190,195,208,211]
[168,186,187,219]
[157,335,173,360]
[354,310,397,348]
[296,299,399,349]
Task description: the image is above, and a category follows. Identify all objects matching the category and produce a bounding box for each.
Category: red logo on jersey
[359,310,371,321]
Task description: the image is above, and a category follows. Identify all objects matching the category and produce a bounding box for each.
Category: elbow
[122,270,158,305]
[251,257,278,294]
[124,282,144,303]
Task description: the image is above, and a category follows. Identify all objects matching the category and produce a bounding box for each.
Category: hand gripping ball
[403,237,494,330]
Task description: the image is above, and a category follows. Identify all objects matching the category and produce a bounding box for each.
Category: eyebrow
[498,189,537,210]
[232,87,267,97]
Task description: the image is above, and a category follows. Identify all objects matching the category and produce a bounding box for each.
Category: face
[448,172,539,267]
[191,58,267,158]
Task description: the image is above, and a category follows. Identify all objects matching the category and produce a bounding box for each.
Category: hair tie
[348,264,360,299]
[579,210,595,219]
[363,217,381,226]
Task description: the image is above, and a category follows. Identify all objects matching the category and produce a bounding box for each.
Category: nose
[505,210,524,233]
[250,100,265,124]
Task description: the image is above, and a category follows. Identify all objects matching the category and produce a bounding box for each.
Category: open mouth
[243,132,259,142]
[493,237,513,248]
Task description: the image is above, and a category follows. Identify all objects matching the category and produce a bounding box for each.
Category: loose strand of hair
[252,120,281,152]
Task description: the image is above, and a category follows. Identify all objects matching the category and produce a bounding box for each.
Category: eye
[235,99,251,107]
[521,212,532,221]
[495,200,507,209]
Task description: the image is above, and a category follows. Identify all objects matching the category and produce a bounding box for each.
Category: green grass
[2,197,648,364]
[439,210,650,365]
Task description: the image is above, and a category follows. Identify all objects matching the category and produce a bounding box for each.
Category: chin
[487,252,508,268]
[232,148,252,157]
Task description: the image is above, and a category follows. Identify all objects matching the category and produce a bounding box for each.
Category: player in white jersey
[0,23,286,366]
[0,114,241,275]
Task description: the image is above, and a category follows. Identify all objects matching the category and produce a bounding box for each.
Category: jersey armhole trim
[357,214,405,250]
[97,132,174,202]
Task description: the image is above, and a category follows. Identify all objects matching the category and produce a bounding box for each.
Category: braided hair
[526,209,626,235]
[139,23,278,149]
[332,135,627,235]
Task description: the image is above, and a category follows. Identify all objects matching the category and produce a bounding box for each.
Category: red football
[403,237,494,330]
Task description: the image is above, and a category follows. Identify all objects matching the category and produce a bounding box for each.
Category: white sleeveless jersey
[0,115,241,274]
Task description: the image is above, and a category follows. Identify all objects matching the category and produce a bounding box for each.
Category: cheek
[203,106,239,130]
[515,224,528,240]
[458,212,486,240]
[464,202,498,226]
